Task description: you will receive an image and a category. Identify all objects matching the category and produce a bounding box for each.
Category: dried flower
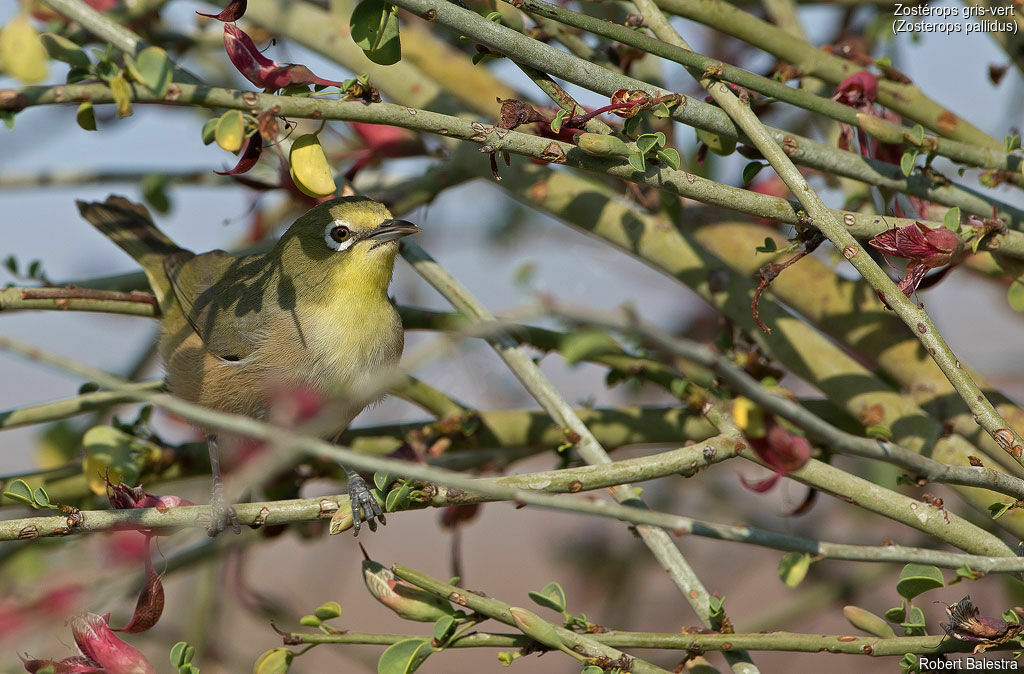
[940,596,1022,653]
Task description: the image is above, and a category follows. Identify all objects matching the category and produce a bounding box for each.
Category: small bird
[77,195,421,535]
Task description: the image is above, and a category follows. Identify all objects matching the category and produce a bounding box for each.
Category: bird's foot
[207,482,241,537]
[349,472,385,536]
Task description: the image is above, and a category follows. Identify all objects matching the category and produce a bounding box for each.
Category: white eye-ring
[324,221,356,252]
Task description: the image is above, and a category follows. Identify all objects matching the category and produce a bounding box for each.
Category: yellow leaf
[732,396,766,438]
[0,14,49,84]
[109,73,133,117]
[289,133,336,198]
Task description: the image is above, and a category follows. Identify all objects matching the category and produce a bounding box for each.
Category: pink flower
[869,221,962,296]
[223,24,342,91]
[21,613,156,674]
[832,71,877,110]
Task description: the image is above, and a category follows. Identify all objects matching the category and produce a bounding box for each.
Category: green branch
[652,0,1001,148]
[514,0,1023,184]
[284,628,1012,657]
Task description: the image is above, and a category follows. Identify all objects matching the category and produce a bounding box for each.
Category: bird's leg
[206,433,241,536]
[346,467,385,536]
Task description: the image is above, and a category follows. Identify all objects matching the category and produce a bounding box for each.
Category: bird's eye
[330,225,351,243]
[324,222,355,251]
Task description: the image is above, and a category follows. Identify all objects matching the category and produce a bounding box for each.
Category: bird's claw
[207,484,241,537]
[349,473,385,536]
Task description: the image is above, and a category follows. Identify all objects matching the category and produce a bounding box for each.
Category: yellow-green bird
[77,195,421,535]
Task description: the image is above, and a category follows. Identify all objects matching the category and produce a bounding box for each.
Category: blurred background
[2,0,1024,671]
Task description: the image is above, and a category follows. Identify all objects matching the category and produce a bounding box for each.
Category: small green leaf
[550,108,568,134]
[0,110,14,130]
[989,501,1014,519]
[901,605,927,635]
[953,564,982,582]
[695,128,736,156]
[909,124,925,146]
[299,614,321,627]
[39,33,90,68]
[627,152,645,172]
[1004,608,1021,624]
[485,11,502,22]
[622,114,641,137]
[669,378,689,399]
[66,66,90,84]
[582,667,604,674]
[254,648,293,674]
[656,147,680,170]
[651,102,671,118]
[170,642,188,667]
[559,329,618,365]
[374,472,393,491]
[134,46,173,97]
[76,101,97,131]
[1008,282,1024,312]
[778,552,811,588]
[32,487,51,508]
[755,237,777,254]
[708,595,725,617]
[900,151,917,177]
[200,118,218,145]
[350,0,402,66]
[1006,135,1021,152]
[943,206,961,232]
[636,133,659,154]
[875,55,893,68]
[653,131,666,148]
[528,582,567,613]
[2,479,35,506]
[896,563,944,599]
[141,174,171,214]
[377,638,432,674]
[885,600,906,623]
[314,601,342,620]
[742,161,766,186]
[385,482,412,512]
[433,614,455,643]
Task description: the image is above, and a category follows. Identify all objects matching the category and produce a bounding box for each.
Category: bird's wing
[164,250,269,361]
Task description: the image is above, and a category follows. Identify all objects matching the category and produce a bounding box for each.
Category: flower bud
[362,560,455,622]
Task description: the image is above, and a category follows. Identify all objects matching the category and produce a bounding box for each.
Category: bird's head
[276,196,421,303]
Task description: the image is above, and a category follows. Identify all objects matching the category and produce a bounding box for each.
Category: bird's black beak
[369,219,422,245]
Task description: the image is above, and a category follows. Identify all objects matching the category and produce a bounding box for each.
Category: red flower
[832,71,877,110]
[869,221,961,296]
[741,419,811,493]
[223,24,343,91]
[832,72,904,167]
[21,613,156,674]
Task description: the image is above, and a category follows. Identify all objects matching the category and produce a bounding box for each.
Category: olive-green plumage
[78,195,419,437]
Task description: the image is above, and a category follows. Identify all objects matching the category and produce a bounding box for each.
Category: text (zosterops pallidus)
[78,195,421,535]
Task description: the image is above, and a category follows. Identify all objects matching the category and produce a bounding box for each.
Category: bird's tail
[77,195,184,307]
